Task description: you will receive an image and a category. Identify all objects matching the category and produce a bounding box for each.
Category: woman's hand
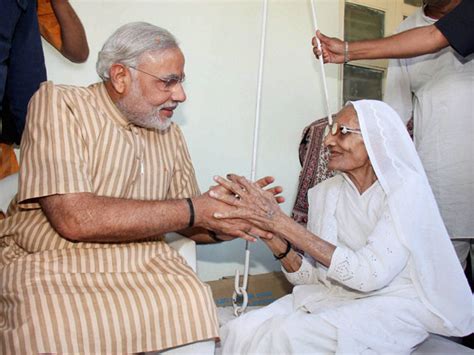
[209,174,286,234]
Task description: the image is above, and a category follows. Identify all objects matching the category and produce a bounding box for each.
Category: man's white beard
[118,101,172,131]
[116,81,173,131]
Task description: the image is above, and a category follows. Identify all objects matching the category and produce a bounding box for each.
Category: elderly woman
[211,100,472,354]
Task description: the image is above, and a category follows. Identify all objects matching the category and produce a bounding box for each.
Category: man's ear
[108,64,131,94]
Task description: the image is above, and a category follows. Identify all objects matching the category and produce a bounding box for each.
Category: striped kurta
[0,81,219,353]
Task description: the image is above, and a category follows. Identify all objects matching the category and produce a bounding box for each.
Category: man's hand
[312,30,345,64]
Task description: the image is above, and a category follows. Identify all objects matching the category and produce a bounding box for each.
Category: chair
[0,173,197,272]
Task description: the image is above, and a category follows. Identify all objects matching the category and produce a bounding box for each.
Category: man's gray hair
[96,22,179,81]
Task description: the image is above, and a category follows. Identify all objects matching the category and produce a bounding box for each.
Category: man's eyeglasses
[323,122,362,138]
[128,65,185,92]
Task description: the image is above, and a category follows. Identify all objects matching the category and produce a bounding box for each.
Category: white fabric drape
[352,100,473,335]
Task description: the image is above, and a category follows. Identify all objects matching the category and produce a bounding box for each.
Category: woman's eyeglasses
[323,122,362,138]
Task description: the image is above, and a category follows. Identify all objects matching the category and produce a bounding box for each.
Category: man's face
[117,47,186,130]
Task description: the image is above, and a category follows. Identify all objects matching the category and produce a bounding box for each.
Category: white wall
[43,0,342,281]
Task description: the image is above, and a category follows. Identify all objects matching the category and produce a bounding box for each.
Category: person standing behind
[384,0,473,268]
[0,0,89,179]
[0,0,47,146]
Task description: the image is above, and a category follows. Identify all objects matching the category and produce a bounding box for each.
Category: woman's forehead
[335,105,358,126]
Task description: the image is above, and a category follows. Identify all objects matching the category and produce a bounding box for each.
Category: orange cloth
[0,144,19,180]
[37,0,62,51]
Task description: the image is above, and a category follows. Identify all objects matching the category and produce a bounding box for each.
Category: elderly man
[0,22,275,354]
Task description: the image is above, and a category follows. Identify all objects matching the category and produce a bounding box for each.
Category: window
[345,3,385,42]
[342,0,421,104]
[343,64,384,102]
[404,0,423,7]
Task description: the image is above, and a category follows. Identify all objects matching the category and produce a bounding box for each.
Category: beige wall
[43,0,343,281]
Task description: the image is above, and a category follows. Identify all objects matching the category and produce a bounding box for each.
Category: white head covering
[351,100,473,335]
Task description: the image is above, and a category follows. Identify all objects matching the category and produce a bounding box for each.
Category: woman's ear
[108,64,131,94]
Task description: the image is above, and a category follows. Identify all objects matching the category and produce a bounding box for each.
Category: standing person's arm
[50,0,89,63]
[314,0,474,62]
[313,26,448,64]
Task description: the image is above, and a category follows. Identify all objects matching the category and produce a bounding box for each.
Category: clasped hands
[202,174,285,242]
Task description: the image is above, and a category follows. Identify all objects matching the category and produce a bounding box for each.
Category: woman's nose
[323,132,336,147]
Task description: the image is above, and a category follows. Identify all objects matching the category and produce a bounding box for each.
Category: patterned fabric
[0,81,219,353]
[291,117,334,226]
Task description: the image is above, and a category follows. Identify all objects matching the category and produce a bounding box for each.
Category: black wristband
[209,230,225,243]
[185,198,195,227]
[273,240,291,260]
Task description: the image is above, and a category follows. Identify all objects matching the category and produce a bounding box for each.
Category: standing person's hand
[312,30,345,64]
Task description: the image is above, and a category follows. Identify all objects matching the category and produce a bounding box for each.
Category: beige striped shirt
[0,81,219,353]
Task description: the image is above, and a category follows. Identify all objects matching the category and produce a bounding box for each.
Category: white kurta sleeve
[384,58,413,125]
[282,254,319,285]
[326,212,409,292]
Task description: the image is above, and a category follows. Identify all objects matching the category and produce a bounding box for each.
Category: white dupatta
[352,100,472,335]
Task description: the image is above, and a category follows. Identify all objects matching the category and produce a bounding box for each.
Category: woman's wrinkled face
[324,105,370,173]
